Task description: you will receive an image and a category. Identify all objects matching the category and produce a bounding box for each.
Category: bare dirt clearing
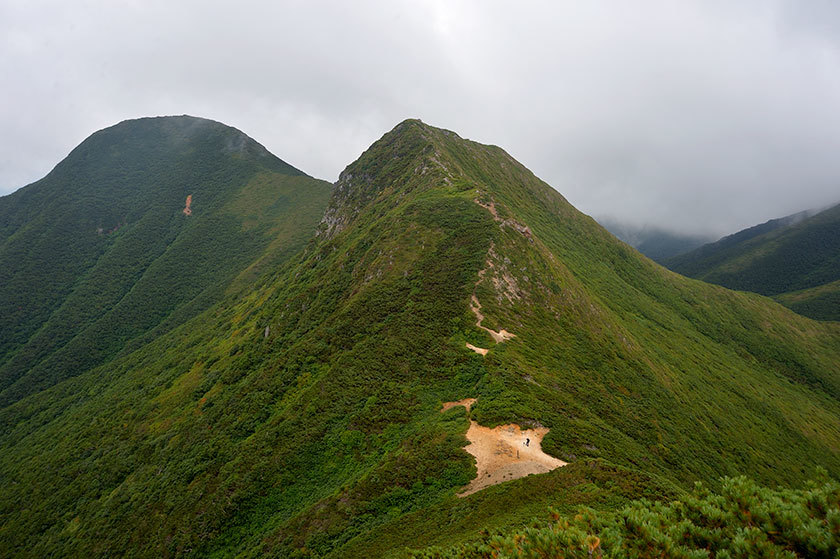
[441,398,476,412]
[441,399,567,496]
[465,343,488,356]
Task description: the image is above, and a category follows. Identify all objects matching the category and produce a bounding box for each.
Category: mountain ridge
[1,118,839,557]
[665,201,840,320]
[0,115,331,406]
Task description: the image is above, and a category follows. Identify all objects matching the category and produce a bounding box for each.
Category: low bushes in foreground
[414,475,840,558]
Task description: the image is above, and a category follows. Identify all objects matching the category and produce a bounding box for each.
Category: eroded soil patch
[441,398,476,412]
[441,399,567,497]
[465,343,488,356]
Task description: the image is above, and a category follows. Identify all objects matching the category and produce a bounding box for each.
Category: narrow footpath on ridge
[465,196,517,355]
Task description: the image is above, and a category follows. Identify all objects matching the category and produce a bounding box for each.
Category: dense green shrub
[415,476,840,558]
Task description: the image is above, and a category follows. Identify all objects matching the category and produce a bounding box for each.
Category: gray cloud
[2,0,839,236]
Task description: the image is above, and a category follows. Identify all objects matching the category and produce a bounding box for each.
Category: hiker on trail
[525,437,530,447]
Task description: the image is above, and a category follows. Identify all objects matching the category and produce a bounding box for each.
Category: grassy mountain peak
[0,115,331,406]
[319,118,468,238]
[2,119,839,557]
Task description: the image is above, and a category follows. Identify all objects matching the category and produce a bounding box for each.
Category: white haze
[2,0,840,236]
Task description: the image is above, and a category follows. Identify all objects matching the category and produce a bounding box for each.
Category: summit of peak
[58,115,307,178]
[388,118,463,141]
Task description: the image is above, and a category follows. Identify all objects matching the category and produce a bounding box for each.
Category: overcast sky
[2,1,840,235]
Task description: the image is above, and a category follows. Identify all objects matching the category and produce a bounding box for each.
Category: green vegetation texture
[1,119,839,557]
[665,205,840,320]
[0,116,332,406]
[414,475,840,558]
[776,280,840,322]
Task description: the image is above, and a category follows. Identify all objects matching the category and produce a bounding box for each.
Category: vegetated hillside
[597,217,713,262]
[776,279,840,322]
[415,475,840,558]
[0,115,332,406]
[2,120,840,558]
[664,204,840,320]
[668,208,816,272]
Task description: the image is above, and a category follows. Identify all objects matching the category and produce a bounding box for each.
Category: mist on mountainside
[4,1,840,556]
[596,217,715,262]
[665,201,840,320]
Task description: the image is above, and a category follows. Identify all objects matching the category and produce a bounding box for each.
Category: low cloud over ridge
[2,0,840,235]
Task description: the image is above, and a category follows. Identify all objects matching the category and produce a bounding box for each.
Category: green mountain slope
[665,204,840,320]
[775,279,840,322]
[0,116,332,406]
[2,120,840,558]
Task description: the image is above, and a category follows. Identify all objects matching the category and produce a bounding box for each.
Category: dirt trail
[441,398,476,412]
[441,399,567,497]
[474,198,501,221]
[465,343,488,356]
[183,194,193,216]
[464,203,516,355]
[470,295,515,343]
